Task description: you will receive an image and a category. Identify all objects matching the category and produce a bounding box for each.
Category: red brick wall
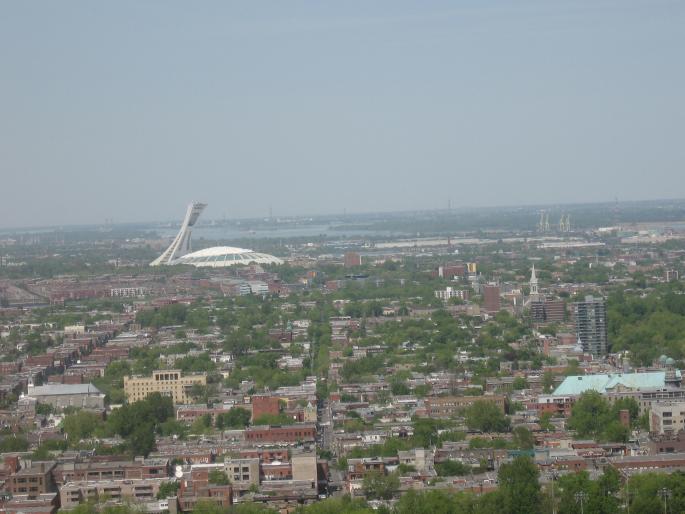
[251,396,280,422]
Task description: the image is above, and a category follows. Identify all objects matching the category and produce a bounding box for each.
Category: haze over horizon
[1,1,684,229]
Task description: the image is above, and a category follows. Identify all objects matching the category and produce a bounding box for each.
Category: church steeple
[529,264,539,298]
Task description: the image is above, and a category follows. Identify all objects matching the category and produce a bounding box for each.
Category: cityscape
[2,2,685,514]
[1,199,685,514]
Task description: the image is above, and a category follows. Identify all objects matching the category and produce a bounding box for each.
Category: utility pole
[658,487,672,514]
[575,491,588,514]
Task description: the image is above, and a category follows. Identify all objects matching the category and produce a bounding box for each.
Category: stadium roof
[173,246,283,267]
[552,371,680,396]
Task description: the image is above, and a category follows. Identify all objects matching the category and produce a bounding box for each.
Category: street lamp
[658,487,672,514]
[575,491,589,514]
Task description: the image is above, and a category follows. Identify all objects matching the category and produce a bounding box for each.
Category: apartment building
[59,478,167,509]
[424,395,506,418]
[124,370,206,404]
[651,402,685,436]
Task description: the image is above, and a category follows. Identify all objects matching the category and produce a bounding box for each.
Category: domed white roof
[172,246,283,267]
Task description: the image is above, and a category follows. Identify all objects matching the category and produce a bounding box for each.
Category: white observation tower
[150,202,207,266]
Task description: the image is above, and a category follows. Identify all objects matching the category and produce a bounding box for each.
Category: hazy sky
[1,1,684,228]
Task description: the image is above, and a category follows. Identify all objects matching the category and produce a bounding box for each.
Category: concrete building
[224,458,260,489]
[651,402,685,436]
[397,448,436,475]
[55,459,169,484]
[434,287,469,302]
[291,450,318,486]
[26,383,105,410]
[59,477,168,509]
[124,370,206,404]
[573,295,608,355]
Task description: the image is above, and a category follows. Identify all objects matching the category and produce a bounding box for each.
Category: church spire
[530,264,539,298]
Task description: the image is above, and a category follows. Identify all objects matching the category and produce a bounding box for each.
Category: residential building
[651,402,685,436]
[483,284,501,313]
[124,370,206,404]
[424,395,506,418]
[7,462,57,495]
[245,424,316,443]
[224,458,260,489]
[573,295,608,355]
[251,396,280,422]
[434,287,469,302]
[59,478,167,509]
[530,299,566,323]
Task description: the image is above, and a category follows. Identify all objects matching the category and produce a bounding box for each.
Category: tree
[393,490,477,514]
[512,377,528,390]
[32,439,67,460]
[511,426,535,450]
[62,411,104,441]
[567,391,632,442]
[556,469,620,514]
[362,470,399,500]
[628,471,685,514]
[208,469,230,485]
[0,436,29,452]
[497,456,540,514]
[215,407,251,429]
[191,500,228,514]
[464,400,510,433]
[191,414,213,434]
[156,481,180,499]
[253,413,295,426]
[435,460,470,477]
[542,371,555,394]
[129,423,156,457]
[567,391,609,438]
[35,402,54,416]
[539,412,554,432]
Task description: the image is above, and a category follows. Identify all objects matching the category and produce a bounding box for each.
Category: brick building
[483,285,501,313]
[245,424,316,444]
[251,396,281,422]
[424,395,506,418]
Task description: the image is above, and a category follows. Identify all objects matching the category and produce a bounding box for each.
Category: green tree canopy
[497,456,540,514]
[464,400,510,432]
[362,470,399,500]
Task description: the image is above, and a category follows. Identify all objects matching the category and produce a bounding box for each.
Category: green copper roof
[553,371,680,396]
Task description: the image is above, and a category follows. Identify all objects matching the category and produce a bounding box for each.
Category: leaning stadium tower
[150,202,207,266]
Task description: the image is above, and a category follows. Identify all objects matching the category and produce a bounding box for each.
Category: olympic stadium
[150,203,283,268]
